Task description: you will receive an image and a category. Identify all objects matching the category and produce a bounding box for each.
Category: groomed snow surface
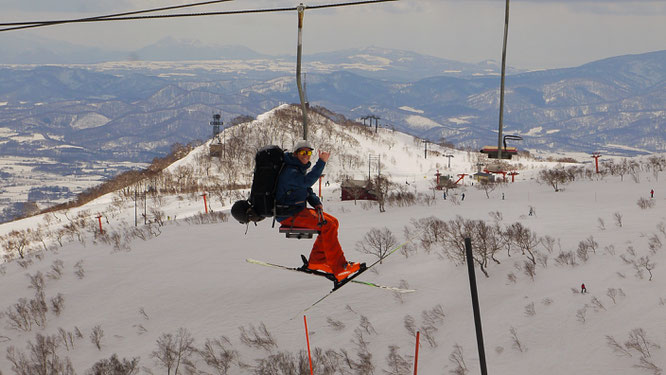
[1,169,665,374]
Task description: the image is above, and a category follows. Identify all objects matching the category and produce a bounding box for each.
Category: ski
[245,258,415,294]
[299,239,411,314]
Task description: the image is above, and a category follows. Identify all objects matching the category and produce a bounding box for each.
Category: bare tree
[625,328,660,358]
[356,227,397,264]
[239,323,276,351]
[634,256,656,281]
[576,308,587,324]
[384,345,411,375]
[50,294,65,316]
[327,317,346,331]
[86,354,140,375]
[537,167,572,192]
[634,357,663,375]
[373,175,392,213]
[6,334,75,375]
[523,260,536,281]
[607,288,620,304]
[506,222,540,265]
[591,296,606,311]
[403,315,416,337]
[449,344,468,375]
[614,212,623,228]
[4,229,32,259]
[198,336,238,375]
[476,178,504,199]
[152,328,196,375]
[509,327,526,352]
[74,260,85,279]
[524,302,536,317]
[90,325,104,351]
[606,335,632,357]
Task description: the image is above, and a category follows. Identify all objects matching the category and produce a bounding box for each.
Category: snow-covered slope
[1,106,665,374]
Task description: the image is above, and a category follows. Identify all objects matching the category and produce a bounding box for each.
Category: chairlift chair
[277,207,326,239]
[480,135,523,159]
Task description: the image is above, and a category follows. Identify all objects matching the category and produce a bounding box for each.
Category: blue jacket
[275,152,325,221]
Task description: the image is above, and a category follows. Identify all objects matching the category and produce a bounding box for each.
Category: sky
[1,0,665,69]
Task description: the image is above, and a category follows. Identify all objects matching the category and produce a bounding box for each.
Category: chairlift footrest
[279,226,320,239]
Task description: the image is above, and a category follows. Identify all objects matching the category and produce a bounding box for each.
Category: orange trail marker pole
[304,315,314,375]
[96,215,103,234]
[413,330,420,375]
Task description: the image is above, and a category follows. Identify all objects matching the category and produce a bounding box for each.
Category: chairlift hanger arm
[502,134,522,149]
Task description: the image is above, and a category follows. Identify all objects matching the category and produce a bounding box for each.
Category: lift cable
[0,0,397,33]
[0,0,234,32]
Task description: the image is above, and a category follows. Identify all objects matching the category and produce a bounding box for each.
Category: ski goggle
[296,149,313,156]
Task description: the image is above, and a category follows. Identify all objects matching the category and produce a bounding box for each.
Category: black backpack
[231,145,285,224]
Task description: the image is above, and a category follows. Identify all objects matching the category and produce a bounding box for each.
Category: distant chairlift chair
[480,135,523,160]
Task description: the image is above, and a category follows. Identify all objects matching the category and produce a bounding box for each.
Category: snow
[448,115,475,125]
[523,126,543,136]
[399,106,424,114]
[0,106,665,374]
[603,143,653,153]
[350,54,392,66]
[70,113,111,130]
[405,114,442,130]
[10,133,46,142]
[0,127,17,137]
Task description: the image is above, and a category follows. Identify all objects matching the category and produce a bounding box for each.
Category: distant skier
[651,189,654,198]
[581,283,587,294]
[461,193,465,201]
[502,193,505,200]
[275,140,361,283]
[529,206,534,216]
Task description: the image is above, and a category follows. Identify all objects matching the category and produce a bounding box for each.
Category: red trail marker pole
[413,331,420,375]
[96,215,103,234]
[304,315,314,375]
[201,193,208,213]
[592,153,601,174]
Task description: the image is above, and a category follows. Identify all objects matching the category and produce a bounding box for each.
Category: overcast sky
[2,0,665,69]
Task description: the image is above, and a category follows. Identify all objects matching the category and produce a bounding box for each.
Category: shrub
[637,197,655,209]
[86,354,140,375]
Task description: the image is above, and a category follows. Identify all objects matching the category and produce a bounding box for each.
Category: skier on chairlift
[275,140,362,283]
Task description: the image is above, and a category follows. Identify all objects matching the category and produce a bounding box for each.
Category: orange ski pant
[280,208,348,274]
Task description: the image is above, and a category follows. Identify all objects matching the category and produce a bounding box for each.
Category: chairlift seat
[279,225,320,239]
[480,146,517,160]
